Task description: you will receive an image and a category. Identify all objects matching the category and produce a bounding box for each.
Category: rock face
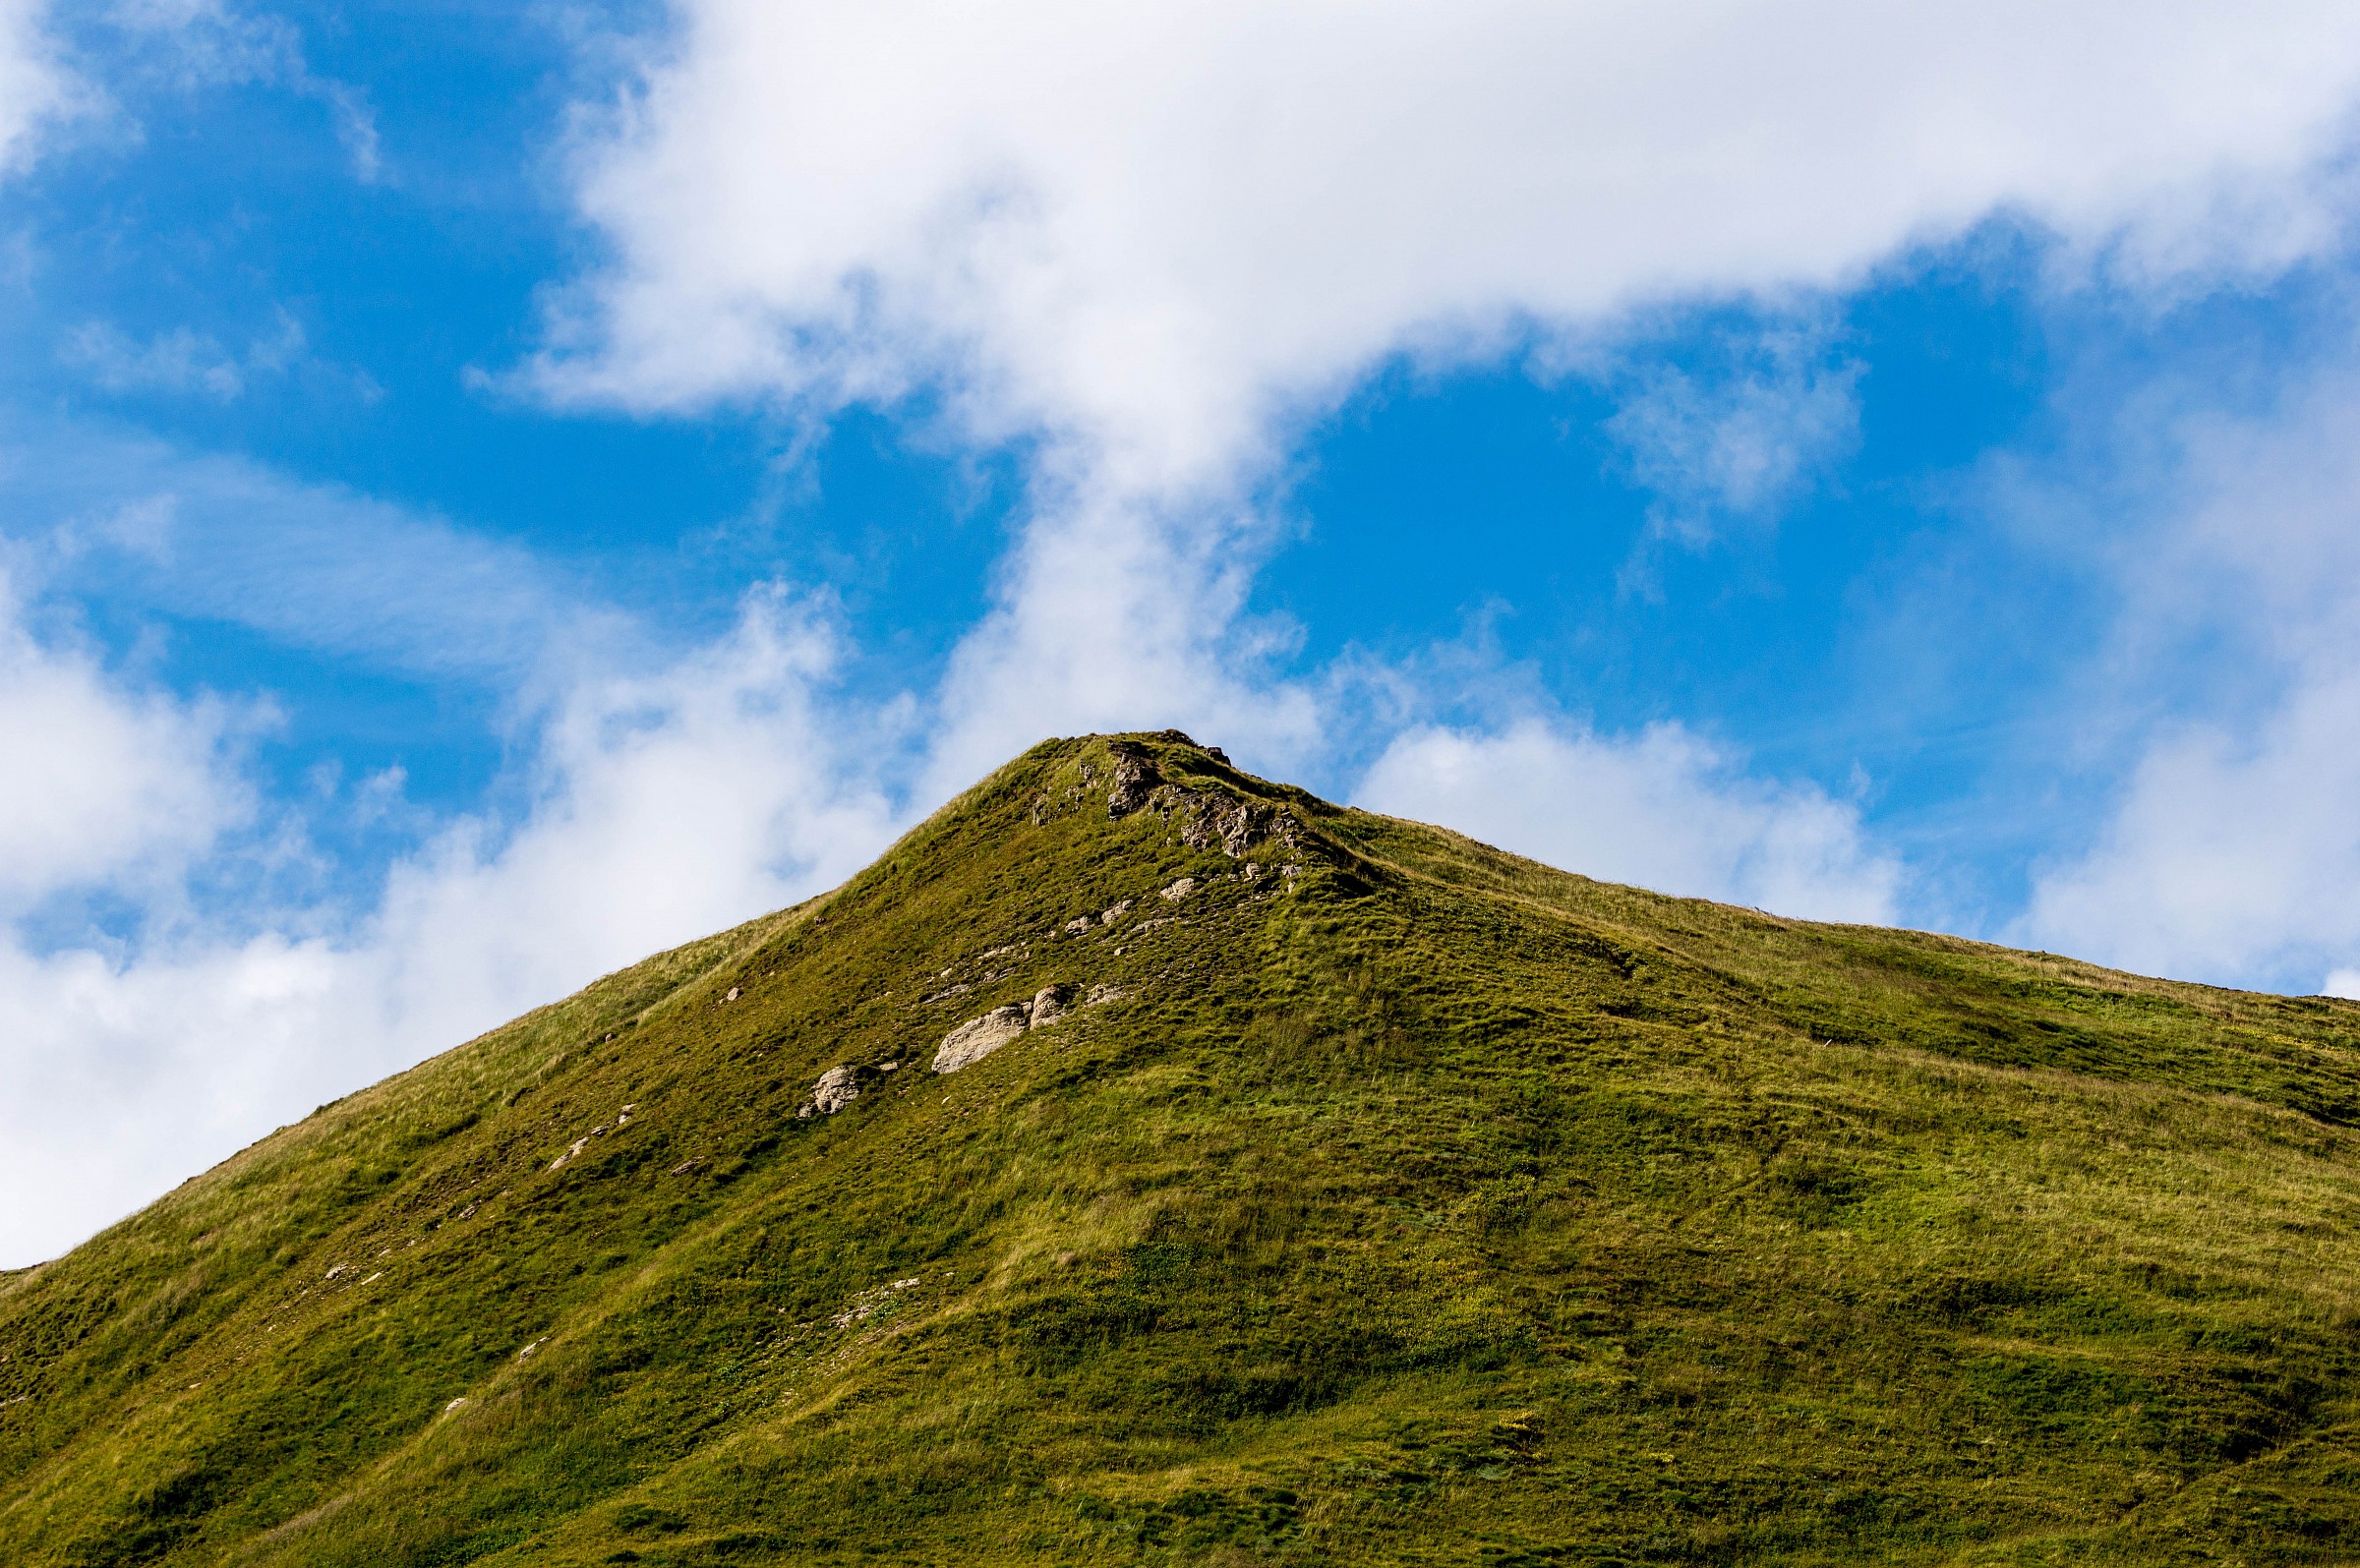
[810,1066,860,1115]
[1160,877,1196,901]
[931,983,1096,1074]
[796,1065,864,1119]
[1100,735,1297,863]
[1105,741,1161,817]
[932,1002,1032,1074]
[1178,797,1271,858]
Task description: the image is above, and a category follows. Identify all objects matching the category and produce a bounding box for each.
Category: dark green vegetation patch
[3,732,2358,1565]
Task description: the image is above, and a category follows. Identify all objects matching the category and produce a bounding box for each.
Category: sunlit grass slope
[4,731,2360,1566]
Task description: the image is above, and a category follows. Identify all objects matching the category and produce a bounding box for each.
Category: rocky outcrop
[931,981,1109,1074]
[810,1066,860,1115]
[796,1065,866,1119]
[1105,741,1161,818]
[1099,737,1298,861]
[1177,796,1273,857]
[933,1002,1032,1074]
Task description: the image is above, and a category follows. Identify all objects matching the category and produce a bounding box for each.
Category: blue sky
[8,0,2360,1262]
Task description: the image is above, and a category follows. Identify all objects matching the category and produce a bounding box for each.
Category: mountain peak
[5,738,2359,1564]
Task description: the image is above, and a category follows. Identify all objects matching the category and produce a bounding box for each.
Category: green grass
[3,730,2358,1565]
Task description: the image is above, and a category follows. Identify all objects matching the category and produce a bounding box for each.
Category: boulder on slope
[932,1002,1032,1074]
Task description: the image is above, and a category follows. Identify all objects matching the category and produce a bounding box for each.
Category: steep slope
[4,730,2359,1566]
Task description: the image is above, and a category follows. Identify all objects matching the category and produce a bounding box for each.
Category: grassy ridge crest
[3,731,2358,1566]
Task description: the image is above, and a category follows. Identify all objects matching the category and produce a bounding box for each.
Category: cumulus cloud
[0,586,899,1266]
[917,488,1325,798]
[1356,720,1899,923]
[547,0,2360,493]
[361,587,897,1018]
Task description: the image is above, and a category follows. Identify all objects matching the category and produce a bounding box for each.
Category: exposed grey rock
[1030,984,1071,1026]
[1085,983,1126,1008]
[1063,915,1093,935]
[1106,742,1161,817]
[932,1002,1032,1074]
[1100,899,1133,924]
[810,1066,860,1115]
[1159,876,1196,901]
[1175,796,1272,857]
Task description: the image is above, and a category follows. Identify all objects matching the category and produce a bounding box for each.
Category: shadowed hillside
[4,731,2359,1566]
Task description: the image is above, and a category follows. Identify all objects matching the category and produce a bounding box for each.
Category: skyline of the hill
[8,2,2360,1266]
[8,731,2359,1564]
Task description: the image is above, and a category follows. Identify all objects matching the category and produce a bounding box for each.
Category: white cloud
[917,486,1325,799]
[84,3,385,183]
[534,1,2360,782]
[0,1,72,172]
[0,585,899,1266]
[0,567,245,912]
[2025,673,2360,988]
[360,586,898,1018]
[2018,359,2360,991]
[546,0,2360,495]
[1356,719,1899,923]
[2326,968,2360,1001]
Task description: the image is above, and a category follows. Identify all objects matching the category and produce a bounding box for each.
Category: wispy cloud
[4,412,608,684]
[90,1,385,182]
[1603,323,1862,551]
[59,312,307,401]
[0,0,80,173]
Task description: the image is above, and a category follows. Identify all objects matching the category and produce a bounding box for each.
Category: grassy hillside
[4,730,2358,1566]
